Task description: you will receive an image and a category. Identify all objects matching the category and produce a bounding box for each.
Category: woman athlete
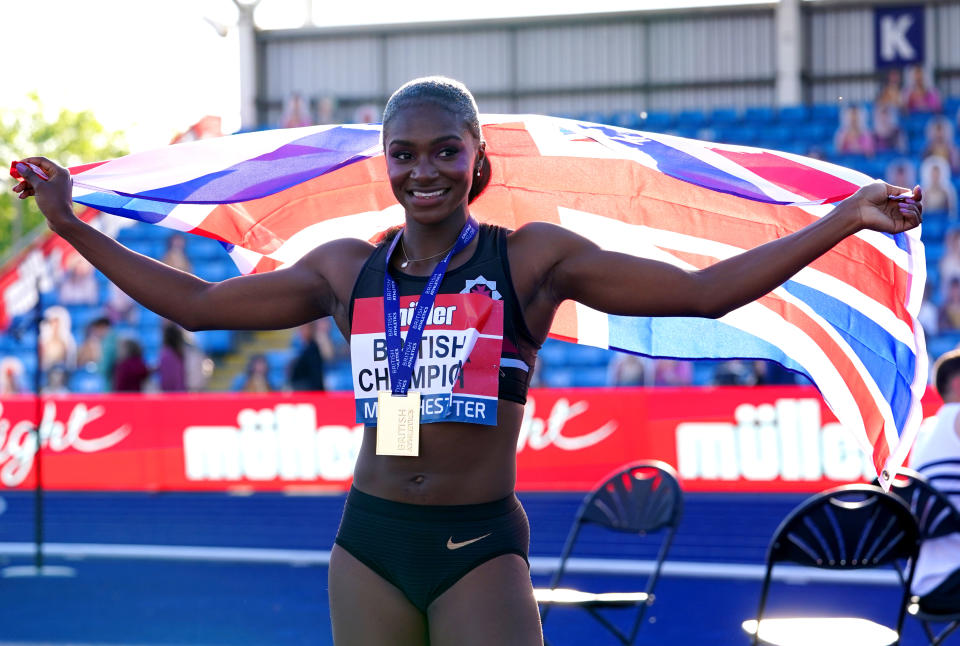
[13,77,922,646]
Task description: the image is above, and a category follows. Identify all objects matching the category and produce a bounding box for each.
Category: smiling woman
[12,73,921,646]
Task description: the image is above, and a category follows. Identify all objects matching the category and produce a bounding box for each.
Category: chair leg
[932,620,959,645]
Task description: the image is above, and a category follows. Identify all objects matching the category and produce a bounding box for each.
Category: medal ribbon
[383,218,479,395]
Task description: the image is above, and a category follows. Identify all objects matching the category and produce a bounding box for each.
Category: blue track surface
[0,491,936,645]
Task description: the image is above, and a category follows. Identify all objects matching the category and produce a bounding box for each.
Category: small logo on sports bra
[446,533,492,550]
[462,276,501,300]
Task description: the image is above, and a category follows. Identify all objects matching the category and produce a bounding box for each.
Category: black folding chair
[743,484,921,646]
[535,460,683,646]
[885,469,960,645]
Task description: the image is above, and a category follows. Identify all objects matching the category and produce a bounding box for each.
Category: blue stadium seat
[810,103,840,124]
[544,367,575,389]
[641,111,674,131]
[325,366,353,391]
[709,107,740,126]
[69,369,106,394]
[184,236,229,262]
[570,366,608,387]
[777,105,809,124]
[193,329,235,355]
[266,349,295,371]
[743,106,775,125]
[676,109,707,130]
[564,345,612,367]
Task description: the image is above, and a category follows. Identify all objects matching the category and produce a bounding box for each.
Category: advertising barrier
[0,386,941,493]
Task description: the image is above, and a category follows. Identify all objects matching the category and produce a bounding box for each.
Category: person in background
[161,233,192,274]
[57,252,99,305]
[904,64,942,113]
[920,156,958,221]
[940,277,960,332]
[875,67,905,112]
[872,103,907,154]
[157,322,187,391]
[908,350,960,614]
[281,92,314,129]
[834,105,875,156]
[885,157,917,190]
[76,316,116,388]
[39,305,76,372]
[923,116,960,174]
[240,354,274,392]
[652,358,694,386]
[941,229,960,301]
[919,280,941,338]
[113,338,149,392]
[607,352,649,386]
[42,365,70,396]
[0,357,26,395]
[289,318,334,391]
[105,282,139,324]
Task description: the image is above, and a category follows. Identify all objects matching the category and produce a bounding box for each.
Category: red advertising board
[0,386,942,493]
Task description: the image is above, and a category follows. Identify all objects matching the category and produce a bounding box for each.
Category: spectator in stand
[920,156,958,221]
[289,318,334,391]
[39,305,76,372]
[239,354,274,392]
[941,229,960,300]
[834,105,875,156]
[76,316,116,383]
[919,280,940,338]
[156,322,187,391]
[653,359,693,386]
[875,67,905,112]
[923,116,960,174]
[42,365,70,396]
[607,352,649,386]
[57,253,99,305]
[904,64,942,114]
[105,282,139,324]
[161,233,192,273]
[182,329,211,392]
[281,92,313,129]
[941,278,960,332]
[113,337,150,392]
[885,157,917,190]
[712,359,754,385]
[872,103,907,154]
[0,357,26,395]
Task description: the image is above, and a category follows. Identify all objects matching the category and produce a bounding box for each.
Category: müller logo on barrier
[182,396,619,482]
[0,401,131,486]
[675,397,876,483]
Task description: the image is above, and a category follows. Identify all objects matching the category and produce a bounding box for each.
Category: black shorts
[334,486,530,612]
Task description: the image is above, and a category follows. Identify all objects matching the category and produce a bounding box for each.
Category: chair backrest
[577,461,684,535]
[753,484,921,646]
[545,461,684,644]
[887,468,960,541]
[768,484,920,569]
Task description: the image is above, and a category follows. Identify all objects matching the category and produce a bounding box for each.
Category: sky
[0,0,769,154]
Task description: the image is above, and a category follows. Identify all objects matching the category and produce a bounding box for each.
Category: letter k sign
[881,14,915,61]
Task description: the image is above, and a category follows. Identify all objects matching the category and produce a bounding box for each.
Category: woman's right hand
[11,157,78,234]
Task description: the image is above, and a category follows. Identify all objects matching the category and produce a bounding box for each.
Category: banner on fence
[0,386,941,493]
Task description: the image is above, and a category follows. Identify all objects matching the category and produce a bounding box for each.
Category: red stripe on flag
[706,148,864,204]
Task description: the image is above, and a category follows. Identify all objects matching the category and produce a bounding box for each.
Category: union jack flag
[63,115,927,487]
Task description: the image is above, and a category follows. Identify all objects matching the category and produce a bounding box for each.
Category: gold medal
[376,391,421,456]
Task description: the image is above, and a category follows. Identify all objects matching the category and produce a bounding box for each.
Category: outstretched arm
[12,157,365,331]
[522,182,921,321]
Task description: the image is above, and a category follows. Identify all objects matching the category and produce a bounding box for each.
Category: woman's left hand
[842,182,922,235]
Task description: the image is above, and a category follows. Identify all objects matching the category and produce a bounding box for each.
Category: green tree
[0,94,127,256]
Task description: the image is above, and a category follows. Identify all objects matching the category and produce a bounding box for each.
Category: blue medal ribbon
[383,218,479,395]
